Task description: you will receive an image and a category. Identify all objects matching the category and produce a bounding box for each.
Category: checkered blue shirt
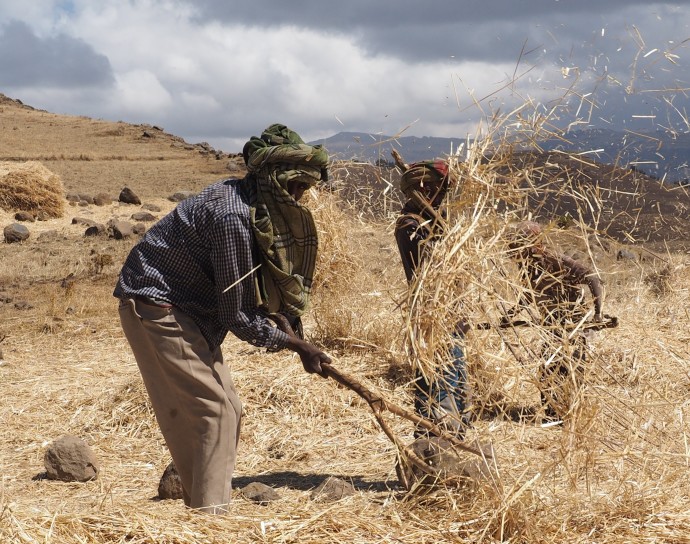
[114,178,289,352]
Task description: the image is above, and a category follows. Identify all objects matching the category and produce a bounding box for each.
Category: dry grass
[0,161,65,218]
[2,84,690,543]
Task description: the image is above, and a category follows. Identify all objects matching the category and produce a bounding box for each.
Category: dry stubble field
[2,96,690,543]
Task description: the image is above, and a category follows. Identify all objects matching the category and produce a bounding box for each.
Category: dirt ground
[2,96,690,543]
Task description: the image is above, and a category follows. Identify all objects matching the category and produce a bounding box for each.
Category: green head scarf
[243,124,329,316]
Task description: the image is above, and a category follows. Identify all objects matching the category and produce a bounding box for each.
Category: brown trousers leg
[118,298,242,514]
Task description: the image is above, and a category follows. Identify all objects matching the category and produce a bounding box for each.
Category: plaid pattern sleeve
[113,179,289,352]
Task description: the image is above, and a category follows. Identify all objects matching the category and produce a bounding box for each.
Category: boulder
[14,211,35,222]
[310,476,355,502]
[72,217,100,228]
[84,224,106,237]
[93,193,113,206]
[239,482,281,505]
[617,248,637,261]
[44,435,99,482]
[168,191,195,203]
[118,187,141,205]
[109,220,134,240]
[397,437,495,491]
[130,211,157,222]
[4,223,30,243]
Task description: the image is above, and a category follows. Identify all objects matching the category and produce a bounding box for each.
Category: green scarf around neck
[242,124,329,316]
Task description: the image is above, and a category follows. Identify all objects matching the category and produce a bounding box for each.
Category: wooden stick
[265,312,485,481]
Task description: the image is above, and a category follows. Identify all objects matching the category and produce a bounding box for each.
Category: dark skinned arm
[284,334,331,378]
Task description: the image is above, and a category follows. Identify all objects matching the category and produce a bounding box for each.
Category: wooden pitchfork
[267,313,486,490]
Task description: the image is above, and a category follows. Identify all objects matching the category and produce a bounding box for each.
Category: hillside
[538,127,690,183]
[314,127,690,184]
[0,93,241,199]
[1,95,690,544]
[487,150,690,249]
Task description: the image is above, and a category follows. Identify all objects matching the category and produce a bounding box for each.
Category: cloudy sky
[1,1,689,153]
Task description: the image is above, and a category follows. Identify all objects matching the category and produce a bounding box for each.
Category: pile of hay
[0,161,65,218]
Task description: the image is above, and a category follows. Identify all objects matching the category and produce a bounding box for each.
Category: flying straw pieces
[2,84,690,542]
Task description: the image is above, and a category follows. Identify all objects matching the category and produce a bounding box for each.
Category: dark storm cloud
[185,0,665,63]
[0,20,114,88]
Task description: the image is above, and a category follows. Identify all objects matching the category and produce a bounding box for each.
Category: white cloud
[2,0,690,151]
[114,70,173,116]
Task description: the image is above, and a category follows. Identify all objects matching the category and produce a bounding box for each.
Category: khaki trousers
[118,298,242,514]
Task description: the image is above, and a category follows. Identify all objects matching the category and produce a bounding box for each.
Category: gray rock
[158,461,184,500]
[239,482,281,505]
[109,220,134,240]
[130,211,157,222]
[44,435,99,482]
[72,217,99,228]
[93,193,113,206]
[398,437,495,491]
[168,191,195,203]
[118,187,141,205]
[84,224,106,237]
[141,203,162,212]
[617,248,637,261]
[310,476,355,502]
[4,223,30,243]
[14,211,35,222]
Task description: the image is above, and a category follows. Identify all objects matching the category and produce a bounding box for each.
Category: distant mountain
[313,128,690,183]
[310,131,469,164]
[537,128,690,183]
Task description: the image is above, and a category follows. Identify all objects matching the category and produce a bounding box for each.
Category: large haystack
[0,161,65,218]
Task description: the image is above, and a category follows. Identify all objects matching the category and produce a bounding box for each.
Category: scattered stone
[14,211,35,222]
[397,437,495,491]
[132,223,146,235]
[72,217,99,228]
[93,193,113,206]
[78,194,94,204]
[158,461,184,500]
[130,211,157,222]
[84,225,104,237]
[617,248,637,261]
[310,476,355,502]
[4,223,30,243]
[168,191,195,203]
[65,192,81,203]
[109,220,134,240]
[78,200,89,207]
[44,435,99,482]
[118,187,141,205]
[588,234,610,253]
[239,482,281,505]
[141,203,162,212]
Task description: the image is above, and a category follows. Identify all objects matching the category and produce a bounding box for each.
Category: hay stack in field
[0,161,65,218]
